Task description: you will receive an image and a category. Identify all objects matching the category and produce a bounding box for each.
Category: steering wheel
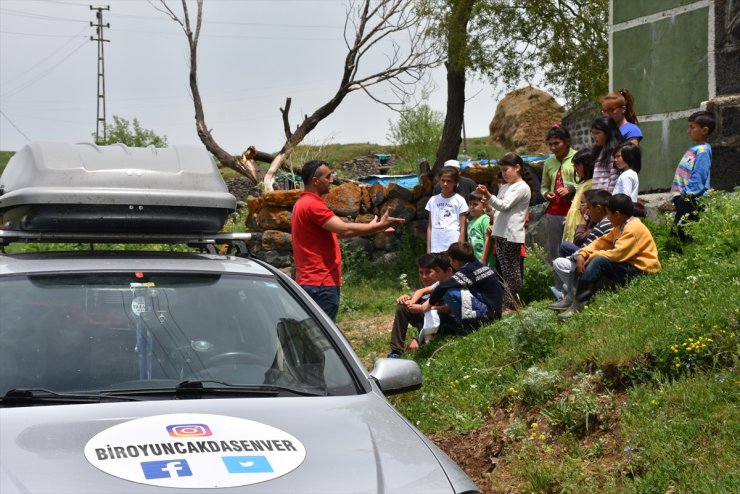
[203,351,263,368]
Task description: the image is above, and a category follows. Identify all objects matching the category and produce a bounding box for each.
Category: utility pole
[90,5,110,145]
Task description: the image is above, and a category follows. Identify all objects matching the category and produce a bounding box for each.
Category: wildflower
[539,433,545,440]
[530,422,539,429]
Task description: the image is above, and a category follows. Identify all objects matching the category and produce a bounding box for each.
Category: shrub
[542,374,605,436]
[513,366,561,406]
[504,307,563,364]
[521,246,551,303]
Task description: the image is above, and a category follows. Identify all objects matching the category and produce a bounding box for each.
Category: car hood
[0,393,476,494]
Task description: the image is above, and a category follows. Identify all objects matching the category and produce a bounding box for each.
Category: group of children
[387,87,718,355]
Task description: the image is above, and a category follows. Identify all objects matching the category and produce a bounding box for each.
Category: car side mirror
[369,358,422,396]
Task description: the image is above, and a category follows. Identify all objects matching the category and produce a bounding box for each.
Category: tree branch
[280,98,292,141]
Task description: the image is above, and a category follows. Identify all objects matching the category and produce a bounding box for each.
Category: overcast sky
[1,0,514,156]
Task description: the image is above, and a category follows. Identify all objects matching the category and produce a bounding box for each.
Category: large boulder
[488,87,564,154]
[263,189,302,207]
[257,206,292,231]
[325,182,362,217]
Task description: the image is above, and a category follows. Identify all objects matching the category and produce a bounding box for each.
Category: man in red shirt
[292,160,404,321]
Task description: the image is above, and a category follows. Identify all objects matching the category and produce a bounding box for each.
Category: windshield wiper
[1,388,143,405]
[174,380,327,398]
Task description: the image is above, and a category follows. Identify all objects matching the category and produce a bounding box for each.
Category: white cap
[444,159,460,168]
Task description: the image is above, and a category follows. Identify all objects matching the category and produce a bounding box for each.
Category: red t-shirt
[545,168,572,217]
[292,192,342,287]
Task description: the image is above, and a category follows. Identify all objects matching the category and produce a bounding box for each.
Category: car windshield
[0,271,357,398]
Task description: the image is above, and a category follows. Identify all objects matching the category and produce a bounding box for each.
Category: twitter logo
[222,455,274,474]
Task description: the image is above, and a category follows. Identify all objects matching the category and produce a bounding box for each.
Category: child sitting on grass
[550,189,613,311]
[388,253,455,357]
[558,193,661,320]
[418,242,502,334]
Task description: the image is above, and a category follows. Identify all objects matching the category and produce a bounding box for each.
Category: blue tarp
[359,174,419,188]
[459,155,547,168]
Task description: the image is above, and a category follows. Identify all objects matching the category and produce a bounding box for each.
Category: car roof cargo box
[0,141,237,233]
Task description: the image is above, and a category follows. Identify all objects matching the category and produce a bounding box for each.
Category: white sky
[0,0,513,156]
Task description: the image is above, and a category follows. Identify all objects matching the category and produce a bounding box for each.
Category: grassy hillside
[340,191,740,493]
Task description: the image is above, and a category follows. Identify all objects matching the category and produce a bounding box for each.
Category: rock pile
[339,154,398,177]
[225,177,260,201]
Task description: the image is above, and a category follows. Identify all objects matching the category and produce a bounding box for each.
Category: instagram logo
[166,423,212,437]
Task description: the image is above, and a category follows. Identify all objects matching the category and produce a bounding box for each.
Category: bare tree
[156,0,437,191]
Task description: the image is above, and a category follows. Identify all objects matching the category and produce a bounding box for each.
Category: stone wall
[339,154,398,177]
[708,94,740,192]
[241,167,547,271]
[561,101,599,152]
[238,173,670,272]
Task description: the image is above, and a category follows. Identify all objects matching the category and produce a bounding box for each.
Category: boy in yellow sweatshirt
[559,193,661,320]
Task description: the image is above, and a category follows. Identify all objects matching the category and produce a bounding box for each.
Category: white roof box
[0,141,237,233]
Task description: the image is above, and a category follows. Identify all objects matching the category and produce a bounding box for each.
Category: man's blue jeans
[301,285,340,322]
[580,256,641,285]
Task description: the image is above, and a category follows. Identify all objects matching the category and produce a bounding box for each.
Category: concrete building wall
[611,0,739,192]
[610,0,715,191]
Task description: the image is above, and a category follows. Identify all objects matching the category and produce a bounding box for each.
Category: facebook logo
[141,459,193,479]
[222,455,273,474]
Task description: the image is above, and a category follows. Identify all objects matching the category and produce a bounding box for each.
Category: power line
[2,7,345,29]
[0,8,88,23]
[1,26,88,86]
[109,11,343,29]
[29,0,91,7]
[0,30,88,38]
[0,39,88,99]
[107,27,339,41]
[0,110,32,142]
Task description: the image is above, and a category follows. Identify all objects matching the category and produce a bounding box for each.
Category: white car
[0,142,478,494]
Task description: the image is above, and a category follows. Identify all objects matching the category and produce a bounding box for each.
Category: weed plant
[521,246,552,303]
[503,307,564,364]
[512,366,561,406]
[542,386,604,437]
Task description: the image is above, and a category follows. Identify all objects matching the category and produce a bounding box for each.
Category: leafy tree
[421,0,608,169]
[95,115,168,148]
[387,103,444,168]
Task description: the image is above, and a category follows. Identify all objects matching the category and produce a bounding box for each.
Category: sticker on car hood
[84,413,306,488]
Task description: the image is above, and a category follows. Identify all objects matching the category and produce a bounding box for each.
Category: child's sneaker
[387,351,400,359]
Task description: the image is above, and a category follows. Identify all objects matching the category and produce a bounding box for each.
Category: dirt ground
[340,315,627,494]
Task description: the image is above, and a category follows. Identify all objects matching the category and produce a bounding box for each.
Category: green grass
[340,190,740,492]
[0,150,14,175]
[460,136,508,161]
[622,369,739,493]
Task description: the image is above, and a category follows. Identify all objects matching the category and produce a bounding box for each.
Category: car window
[0,272,357,397]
